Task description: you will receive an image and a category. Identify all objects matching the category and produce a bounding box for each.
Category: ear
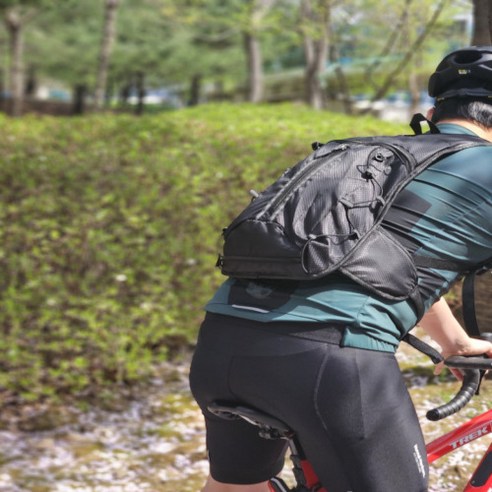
[426,107,435,121]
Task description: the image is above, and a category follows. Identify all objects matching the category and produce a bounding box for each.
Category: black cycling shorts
[189,313,428,492]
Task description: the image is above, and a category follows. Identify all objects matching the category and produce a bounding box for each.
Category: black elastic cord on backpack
[410,113,440,135]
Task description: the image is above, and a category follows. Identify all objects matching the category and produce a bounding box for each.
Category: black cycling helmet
[428,46,492,101]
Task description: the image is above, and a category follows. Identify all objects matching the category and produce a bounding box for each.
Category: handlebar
[426,368,480,421]
[425,355,492,422]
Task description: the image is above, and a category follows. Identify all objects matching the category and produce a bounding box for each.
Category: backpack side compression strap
[462,270,481,338]
[415,255,492,338]
[461,261,492,338]
[413,255,471,271]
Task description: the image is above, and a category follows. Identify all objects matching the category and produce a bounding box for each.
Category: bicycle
[208,336,492,491]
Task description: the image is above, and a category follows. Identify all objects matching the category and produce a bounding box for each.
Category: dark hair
[431,97,492,128]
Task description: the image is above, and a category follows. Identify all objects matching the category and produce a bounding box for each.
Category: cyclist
[189,46,492,492]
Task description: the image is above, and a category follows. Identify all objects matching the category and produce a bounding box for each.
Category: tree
[300,0,331,109]
[472,0,492,44]
[94,0,120,109]
[27,0,103,113]
[4,6,24,115]
[111,0,237,109]
[10,0,471,116]
[243,0,276,102]
[29,0,171,114]
[0,0,43,116]
[368,0,449,105]
[152,0,242,105]
[324,0,453,115]
[489,0,492,42]
[160,0,284,104]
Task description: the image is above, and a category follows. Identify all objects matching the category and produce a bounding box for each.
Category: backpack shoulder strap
[410,113,440,135]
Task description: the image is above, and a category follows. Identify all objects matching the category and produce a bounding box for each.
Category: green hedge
[0,103,405,401]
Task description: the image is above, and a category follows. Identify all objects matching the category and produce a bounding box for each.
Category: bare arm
[419,297,492,358]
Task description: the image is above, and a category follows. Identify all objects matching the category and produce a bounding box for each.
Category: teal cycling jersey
[206,124,492,352]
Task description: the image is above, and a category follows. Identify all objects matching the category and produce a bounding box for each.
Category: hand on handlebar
[434,337,492,380]
[420,298,492,380]
[426,343,492,422]
[434,362,463,380]
[405,326,492,421]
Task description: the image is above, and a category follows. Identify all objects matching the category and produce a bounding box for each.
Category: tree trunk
[5,9,24,117]
[243,0,275,103]
[408,71,420,115]
[73,84,87,115]
[472,0,491,45]
[244,31,263,103]
[489,0,492,42]
[406,4,421,117]
[334,66,352,114]
[105,77,114,106]
[94,0,120,110]
[0,69,4,99]
[188,74,202,106]
[25,64,36,97]
[135,72,145,115]
[119,83,131,108]
[301,0,330,110]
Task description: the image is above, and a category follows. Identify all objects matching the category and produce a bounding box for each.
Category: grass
[0,102,408,402]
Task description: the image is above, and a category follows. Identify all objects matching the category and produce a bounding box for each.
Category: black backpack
[216,116,488,318]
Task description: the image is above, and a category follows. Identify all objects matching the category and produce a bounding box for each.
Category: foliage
[15,0,472,107]
[24,0,104,90]
[0,0,46,10]
[0,103,405,403]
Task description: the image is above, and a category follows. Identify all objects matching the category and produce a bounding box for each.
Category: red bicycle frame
[272,409,492,492]
[426,408,492,491]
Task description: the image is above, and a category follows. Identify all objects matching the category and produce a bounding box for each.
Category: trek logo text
[450,424,491,449]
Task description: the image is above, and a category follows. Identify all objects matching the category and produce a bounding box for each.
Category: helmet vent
[454,50,482,64]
